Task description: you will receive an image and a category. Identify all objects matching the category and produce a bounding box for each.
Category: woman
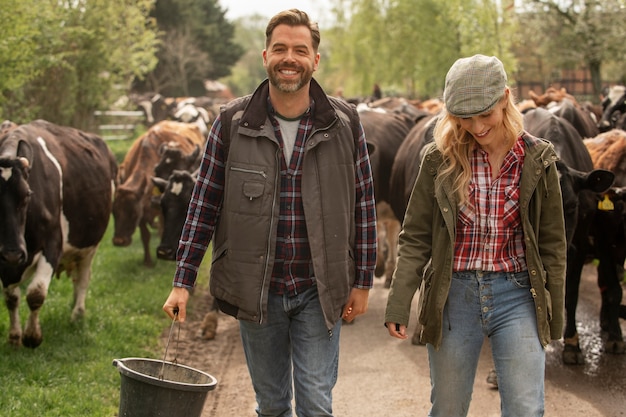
[385,55,566,417]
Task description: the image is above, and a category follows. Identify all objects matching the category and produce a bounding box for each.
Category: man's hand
[163,287,190,322]
[341,288,369,322]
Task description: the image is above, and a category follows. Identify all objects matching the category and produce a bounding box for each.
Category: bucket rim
[113,357,217,392]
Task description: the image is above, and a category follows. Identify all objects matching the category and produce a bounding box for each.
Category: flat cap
[443,54,507,118]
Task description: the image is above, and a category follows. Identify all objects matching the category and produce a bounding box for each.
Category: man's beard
[268,65,313,93]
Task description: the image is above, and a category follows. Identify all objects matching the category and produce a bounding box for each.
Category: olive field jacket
[385,133,567,349]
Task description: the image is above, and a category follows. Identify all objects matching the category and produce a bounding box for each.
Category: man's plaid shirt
[173,101,377,295]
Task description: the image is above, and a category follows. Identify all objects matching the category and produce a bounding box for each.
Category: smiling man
[163,9,377,417]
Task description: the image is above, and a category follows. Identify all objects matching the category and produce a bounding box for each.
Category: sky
[220,0,333,25]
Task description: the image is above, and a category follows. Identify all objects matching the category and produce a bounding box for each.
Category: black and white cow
[0,120,117,348]
[151,170,219,340]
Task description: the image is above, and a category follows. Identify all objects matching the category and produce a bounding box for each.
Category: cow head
[0,139,33,275]
[599,85,626,132]
[556,161,614,248]
[154,144,201,180]
[111,184,145,247]
[152,170,196,260]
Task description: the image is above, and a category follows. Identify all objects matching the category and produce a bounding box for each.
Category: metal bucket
[113,357,217,417]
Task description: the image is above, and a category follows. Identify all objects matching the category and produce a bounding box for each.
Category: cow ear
[585,169,615,193]
[151,176,167,192]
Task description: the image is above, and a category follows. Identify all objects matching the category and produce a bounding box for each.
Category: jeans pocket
[507,271,530,289]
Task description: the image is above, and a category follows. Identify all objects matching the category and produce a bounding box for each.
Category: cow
[582,129,626,357]
[548,98,599,139]
[112,120,205,267]
[358,108,415,287]
[523,108,616,364]
[0,119,117,348]
[599,85,626,132]
[151,170,218,340]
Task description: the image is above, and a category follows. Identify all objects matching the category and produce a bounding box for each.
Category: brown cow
[112,120,205,267]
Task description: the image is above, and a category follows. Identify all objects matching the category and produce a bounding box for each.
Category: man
[163,9,377,417]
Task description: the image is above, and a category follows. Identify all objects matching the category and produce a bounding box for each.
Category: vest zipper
[230,166,267,178]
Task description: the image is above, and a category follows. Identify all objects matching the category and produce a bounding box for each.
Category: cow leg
[384,218,401,289]
[139,220,154,267]
[70,247,98,321]
[375,219,388,278]
[23,257,54,348]
[3,285,22,346]
[598,260,625,354]
[563,246,586,365]
[199,297,219,340]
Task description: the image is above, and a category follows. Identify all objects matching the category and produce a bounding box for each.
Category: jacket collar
[238,78,338,131]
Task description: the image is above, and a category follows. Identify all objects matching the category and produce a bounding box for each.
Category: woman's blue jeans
[427,270,545,417]
[239,285,341,417]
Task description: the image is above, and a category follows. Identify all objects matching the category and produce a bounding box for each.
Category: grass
[0,134,210,416]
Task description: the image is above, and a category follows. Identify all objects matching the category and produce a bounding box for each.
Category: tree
[142,0,244,96]
[518,0,626,98]
[324,0,517,99]
[1,0,159,129]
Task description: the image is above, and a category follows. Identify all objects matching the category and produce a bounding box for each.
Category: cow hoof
[486,369,498,389]
[605,340,626,354]
[22,334,43,349]
[9,332,22,347]
[562,344,585,365]
[71,307,86,322]
[199,311,218,340]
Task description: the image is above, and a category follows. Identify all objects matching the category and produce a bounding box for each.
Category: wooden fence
[94,110,145,140]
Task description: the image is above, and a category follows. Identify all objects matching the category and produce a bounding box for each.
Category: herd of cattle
[1,88,626,370]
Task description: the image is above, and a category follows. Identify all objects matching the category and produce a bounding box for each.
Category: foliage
[141,0,245,96]
[323,0,518,100]
[0,0,159,130]
[512,0,626,97]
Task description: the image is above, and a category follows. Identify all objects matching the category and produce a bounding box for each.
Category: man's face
[263,24,320,93]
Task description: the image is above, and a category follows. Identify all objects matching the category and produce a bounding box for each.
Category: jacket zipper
[257,148,281,324]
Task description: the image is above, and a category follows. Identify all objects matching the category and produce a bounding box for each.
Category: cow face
[152,171,196,260]
[154,144,200,180]
[0,157,32,273]
[111,187,144,247]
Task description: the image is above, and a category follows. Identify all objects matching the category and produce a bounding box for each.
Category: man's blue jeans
[427,270,545,417]
[239,285,341,417]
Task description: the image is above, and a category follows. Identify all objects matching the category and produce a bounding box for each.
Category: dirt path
[164,264,626,417]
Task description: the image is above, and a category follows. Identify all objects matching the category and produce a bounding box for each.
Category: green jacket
[385,133,567,349]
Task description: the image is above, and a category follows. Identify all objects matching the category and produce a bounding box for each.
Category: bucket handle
[159,307,180,380]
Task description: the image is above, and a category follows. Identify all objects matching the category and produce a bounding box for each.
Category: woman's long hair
[433,89,524,205]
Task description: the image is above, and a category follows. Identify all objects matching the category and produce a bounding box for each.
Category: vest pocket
[229,165,268,215]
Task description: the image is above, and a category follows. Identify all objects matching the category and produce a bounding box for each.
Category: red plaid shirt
[453,135,527,272]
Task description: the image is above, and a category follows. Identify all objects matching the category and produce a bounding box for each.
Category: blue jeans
[427,270,545,417]
[239,285,341,417]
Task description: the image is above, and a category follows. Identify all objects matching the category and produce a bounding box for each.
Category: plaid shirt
[453,135,527,272]
[173,100,376,294]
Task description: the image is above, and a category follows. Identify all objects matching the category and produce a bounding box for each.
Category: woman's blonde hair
[433,89,524,205]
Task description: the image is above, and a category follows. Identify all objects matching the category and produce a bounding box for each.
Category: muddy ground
[161,263,626,417]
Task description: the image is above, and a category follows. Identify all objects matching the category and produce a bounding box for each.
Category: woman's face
[457,91,509,151]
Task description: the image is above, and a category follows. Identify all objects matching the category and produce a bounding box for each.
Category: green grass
[0,201,209,416]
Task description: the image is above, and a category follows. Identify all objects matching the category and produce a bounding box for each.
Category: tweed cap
[443,55,507,118]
